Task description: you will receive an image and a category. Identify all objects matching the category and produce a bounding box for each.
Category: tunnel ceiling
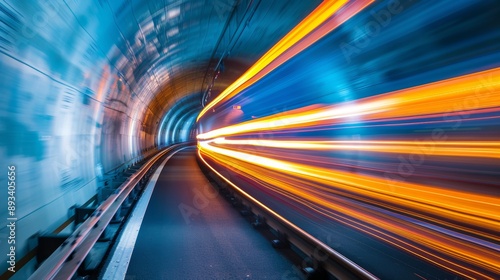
[2,0,323,134]
[92,0,323,136]
[0,0,320,171]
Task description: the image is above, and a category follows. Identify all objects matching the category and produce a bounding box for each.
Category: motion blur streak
[199,143,500,279]
[197,0,374,121]
[198,67,500,140]
[212,138,500,159]
[197,0,500,278]
[199,141,499,233]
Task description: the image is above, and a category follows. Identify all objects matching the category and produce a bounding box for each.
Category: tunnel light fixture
[167,27,179,37]
[167,7,181,19]
[232,105,241,110]
[197,0,374,121]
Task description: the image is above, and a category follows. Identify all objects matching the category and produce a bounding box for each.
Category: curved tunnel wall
[157,94,201,147]
[0,1,159,271]
[0,1,204,271]
[0,0,324,275]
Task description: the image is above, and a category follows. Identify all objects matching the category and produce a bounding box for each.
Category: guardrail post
[272,231,290,249]
[252,215,266,229]
[28,145,187,279]
[36,234,71,267]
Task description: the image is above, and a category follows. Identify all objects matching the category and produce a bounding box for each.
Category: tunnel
[1,0,499,279]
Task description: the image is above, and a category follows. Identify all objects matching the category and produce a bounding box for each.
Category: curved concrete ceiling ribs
[1,0,322,174]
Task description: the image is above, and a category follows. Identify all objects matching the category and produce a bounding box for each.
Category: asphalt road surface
[126,148,294,280]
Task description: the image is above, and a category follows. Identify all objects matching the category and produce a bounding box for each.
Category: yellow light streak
[197,67,500,139]
[198,99,394,139]
[211,138,500,159]
[199,149,500,279]
[198,141,500,232]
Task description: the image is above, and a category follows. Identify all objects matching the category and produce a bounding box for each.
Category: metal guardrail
[197,151,379,280]
[29,144,186,280]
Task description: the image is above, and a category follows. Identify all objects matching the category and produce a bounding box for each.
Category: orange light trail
[211,138,500,159]
[212,144,499,241]
[197,67,500,140]
[195,2,500,278]
[198,146,500,279]
[198,141,500,234]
